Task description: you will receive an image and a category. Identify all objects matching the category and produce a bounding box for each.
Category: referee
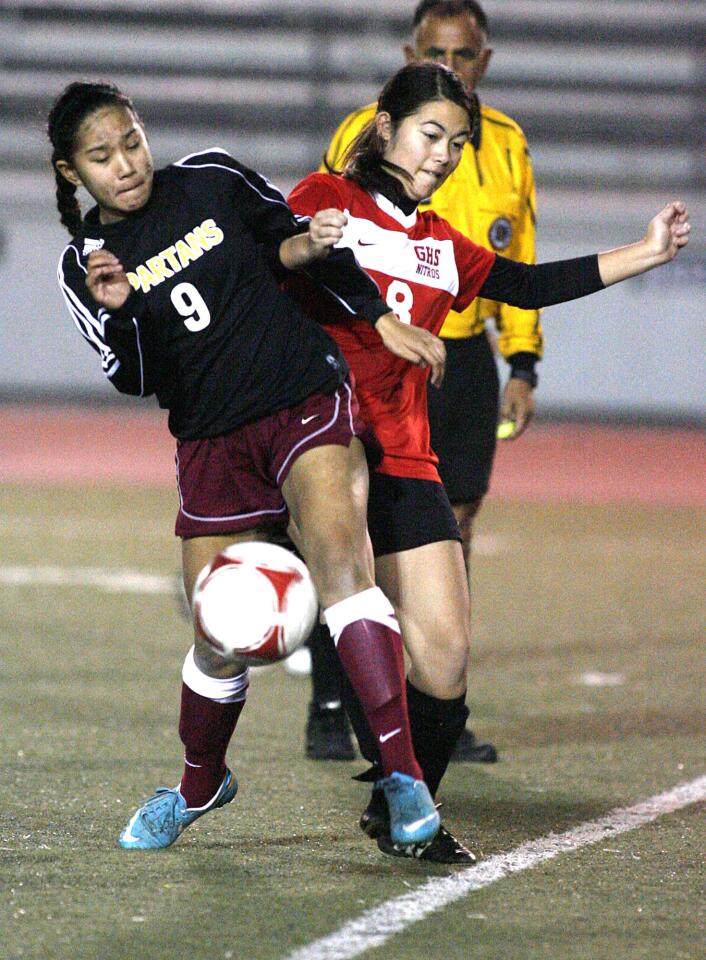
[306,0,542,763]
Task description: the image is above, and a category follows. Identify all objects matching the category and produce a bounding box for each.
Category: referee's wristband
[510,368,539,389]
[508,351,539,389]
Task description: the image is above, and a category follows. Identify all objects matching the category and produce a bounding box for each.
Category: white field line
[0,565,175,594]
[0,515,167,541]
[576,671,626,687]
[283,776,706,960]
[2,520,702,562]
[3,521,504,551]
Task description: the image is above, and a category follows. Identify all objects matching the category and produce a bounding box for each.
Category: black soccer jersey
[57,148,388,439]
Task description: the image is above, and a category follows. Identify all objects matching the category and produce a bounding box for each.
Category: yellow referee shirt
[322,101,543,359]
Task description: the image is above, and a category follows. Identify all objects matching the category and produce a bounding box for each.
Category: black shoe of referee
[450,727,498,763]
[359,783,388,838]
[305,701,356,761]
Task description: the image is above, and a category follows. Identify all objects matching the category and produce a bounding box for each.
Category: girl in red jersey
[287,61,690,862]
[48,80,450,855]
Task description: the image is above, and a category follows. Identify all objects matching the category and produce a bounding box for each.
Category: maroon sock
[178,683,245,808]
[335,619,422,781]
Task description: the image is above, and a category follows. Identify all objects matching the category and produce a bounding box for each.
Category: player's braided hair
[47,81,137,235]
[335,62,478,195]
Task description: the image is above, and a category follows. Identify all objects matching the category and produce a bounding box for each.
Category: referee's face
[60,105,154,225]
[405,13,492,92]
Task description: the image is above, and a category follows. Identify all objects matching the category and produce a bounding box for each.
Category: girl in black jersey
[286,62,691,862]
[48,80,448,854]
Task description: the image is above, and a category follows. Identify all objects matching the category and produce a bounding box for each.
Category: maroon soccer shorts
[174,381,376,538]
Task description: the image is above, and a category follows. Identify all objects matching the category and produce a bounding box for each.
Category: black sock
[308,619,344,706]
[406,681,469,797]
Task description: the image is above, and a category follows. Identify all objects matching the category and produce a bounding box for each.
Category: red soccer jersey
[287,173,495,481]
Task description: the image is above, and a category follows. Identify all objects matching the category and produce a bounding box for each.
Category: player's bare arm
[598,201,690,286]
[374,312,447,387]
[279,208,348,270]
[86,249,131,310]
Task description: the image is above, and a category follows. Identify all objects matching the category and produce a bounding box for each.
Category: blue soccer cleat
[377,771,440,847]
[119,768,237,850]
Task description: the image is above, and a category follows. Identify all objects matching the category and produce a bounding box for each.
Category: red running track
[1,404,704,506]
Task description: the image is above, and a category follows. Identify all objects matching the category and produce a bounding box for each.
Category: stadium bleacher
[1,0,704,196]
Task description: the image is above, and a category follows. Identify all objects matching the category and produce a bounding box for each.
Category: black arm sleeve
[478,254,604,309]
[303,247,390,326]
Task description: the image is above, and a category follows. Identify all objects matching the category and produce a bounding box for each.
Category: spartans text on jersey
[126,218,224,293]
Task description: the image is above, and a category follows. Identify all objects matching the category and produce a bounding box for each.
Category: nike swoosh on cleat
[378,727,402,743]
[121,810,142,844]
[402,812,438,834]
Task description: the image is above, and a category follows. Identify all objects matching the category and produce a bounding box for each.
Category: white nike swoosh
[121,809,142,844]
[301,415,319,425]
[379,727,402,743]
[402,812,438,834]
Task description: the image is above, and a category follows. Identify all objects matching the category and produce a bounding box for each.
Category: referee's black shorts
[367,472,461,558]
[426,332,500,505]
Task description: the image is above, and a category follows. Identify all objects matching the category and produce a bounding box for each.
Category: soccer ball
[192,542,318,665]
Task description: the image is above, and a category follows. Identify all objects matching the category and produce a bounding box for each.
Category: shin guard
[178,647,248,808]
[324,588,421,781]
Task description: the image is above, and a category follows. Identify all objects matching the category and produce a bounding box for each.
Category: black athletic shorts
[367,472,461,558]
[426,332,500,504]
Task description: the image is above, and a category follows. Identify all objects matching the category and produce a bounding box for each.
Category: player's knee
[307,526,372,606]
[421,629,470,686]
[447,634,471,678]
[193,636,250,679]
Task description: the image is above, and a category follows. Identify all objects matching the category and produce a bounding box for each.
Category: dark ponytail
[47,80,138,235]
[53,165,82,236]
[336,62,478,194]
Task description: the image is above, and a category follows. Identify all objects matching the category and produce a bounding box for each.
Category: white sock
[182,646,249,704]
[323,586,399,646]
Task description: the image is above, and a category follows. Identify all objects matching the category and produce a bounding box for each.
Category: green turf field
[1,483,703,960]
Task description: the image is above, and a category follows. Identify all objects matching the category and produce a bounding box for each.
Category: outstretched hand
[645,201,690,263]
[598,200,691,286]
[86,250,131,310]
[374,312,446,387]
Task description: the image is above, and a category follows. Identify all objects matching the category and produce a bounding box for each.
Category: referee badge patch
[488,217,512,251]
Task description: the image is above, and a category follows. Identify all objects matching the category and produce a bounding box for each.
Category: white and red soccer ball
[192,542,318,665]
